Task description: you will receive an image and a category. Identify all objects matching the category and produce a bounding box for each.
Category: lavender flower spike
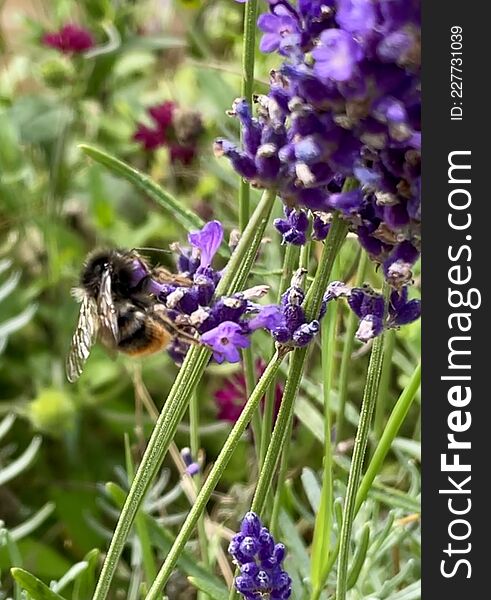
[229,512,292,599]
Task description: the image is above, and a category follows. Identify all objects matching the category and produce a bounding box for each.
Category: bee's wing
[66,295,99,382]
[98,268,119,342]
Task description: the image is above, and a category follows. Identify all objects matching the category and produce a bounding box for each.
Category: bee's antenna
[132,247,173,255]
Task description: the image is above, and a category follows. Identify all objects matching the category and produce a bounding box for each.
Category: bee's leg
[153,306,201,346]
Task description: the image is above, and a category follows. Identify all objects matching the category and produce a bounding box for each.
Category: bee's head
[80,249,117,297]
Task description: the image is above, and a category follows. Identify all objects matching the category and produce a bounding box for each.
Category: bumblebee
[66,249,198,383]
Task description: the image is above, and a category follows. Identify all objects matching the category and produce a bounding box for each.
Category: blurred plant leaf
[0,304,38,352]
[73,549,100,600]
[121,36,187,52]
[0,436,42,487]
[188,576,228,600]
[300,468,321,513]
[0,413,16,442]
[51,560,90,595]
[10,568,66,600]
[10,503,55,543]
[347,523,370,590]
[79,145,206,234]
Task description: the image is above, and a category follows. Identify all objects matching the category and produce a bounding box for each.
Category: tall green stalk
[270,240,315,536]
[144,350,289,600]
[239,0,259,231]
[252,213,349,517]
[310,258,341,597]
[92,188,277,600]
[355,362,421,513]
[373,329,396,442]
[259,244,299,467]
[189,390,210,598]
[336,251,368,443]
[335,284,390,600]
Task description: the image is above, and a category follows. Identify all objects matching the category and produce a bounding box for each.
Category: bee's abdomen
[117,308,171,356]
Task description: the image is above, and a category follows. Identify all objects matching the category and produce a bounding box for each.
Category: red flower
[133,124,164,151]
[214,360,283,423]
[42,24,94,54]
[170,145,196,165]
[133,102,202,165]
[148,101,175,131]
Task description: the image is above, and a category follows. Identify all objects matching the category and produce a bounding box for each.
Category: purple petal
[260,33,281,53]
[327,189,364,213]
[313,30,362,82]
[257,13,281,33]
[248,305,285,331]
[393,298,421,325]
[188,220,224,269]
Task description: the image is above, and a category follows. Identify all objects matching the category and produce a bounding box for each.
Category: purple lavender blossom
[214,0,421,286]
[323,280,420,341]
[180,447,200,476]
[201,321,250,364]
[274,207,310,245]
[229,512,292,600]
[188,220,224,270]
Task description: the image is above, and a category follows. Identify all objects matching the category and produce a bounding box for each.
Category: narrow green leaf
[10,568,66,600]
[188,577,229,600]
[278,510,310,582]
[0,413,16,442]
[73,549,100,600]
[347,524,370,590]
[0,436,42,486]
[300,468,321,514]
[79,145,206,234]
[10,503,55,542]
[52,562,89,594]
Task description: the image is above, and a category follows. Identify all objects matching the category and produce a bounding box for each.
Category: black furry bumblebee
[66,249,198,383]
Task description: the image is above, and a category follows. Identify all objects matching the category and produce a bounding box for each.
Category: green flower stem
[144,350,289,600]
[92,188,277,600]
[189,390,211,588]
[308,362,421,599]
[243,345,263,463]
[373,328,396,442]
[335,250,368,443]
[269,240,315,536]
[124,436,157,586]
[310,258,341,596]
[335,283,390,600]
[260,244,299,467]
[355,362,421,514]
[239,0,259,230]
[252,213,349,517]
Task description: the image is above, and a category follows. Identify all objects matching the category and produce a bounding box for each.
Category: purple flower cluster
[229,512,291,599]
[324,280,421,342]
[130,221,284,363]
[215,0,421,286]
[134,101,204,165]
[42,24,94,54]
[270,269,321,346]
